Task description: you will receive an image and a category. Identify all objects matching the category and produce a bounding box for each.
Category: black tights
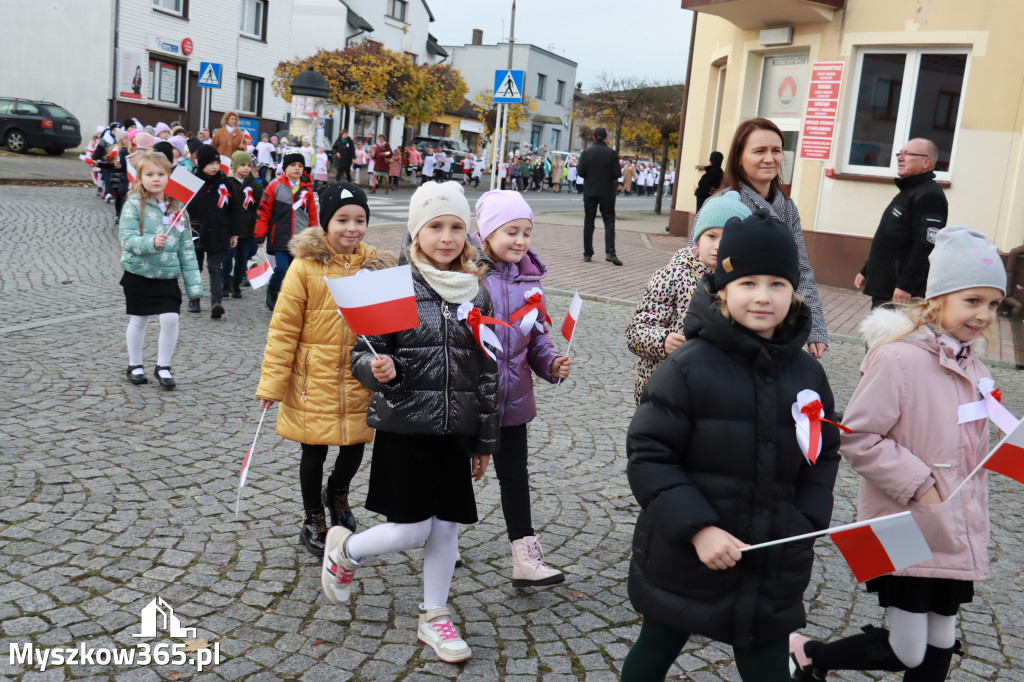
[492,424,533,541]
[621,617,790,681]
[299,443,364,510]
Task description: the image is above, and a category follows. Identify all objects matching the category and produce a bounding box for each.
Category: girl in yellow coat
[256,182,396,557]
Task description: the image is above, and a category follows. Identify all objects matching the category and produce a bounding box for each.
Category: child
[224,150,264,299]
[255,133,276,185]
[254,152,318,311]
[353,142,367,185]
[622,210,841,681]
[313,145,329,193]
[420,148,436,185]
[187,145,240,318]
[626,192,751,404]
[471,155,485,189]
[321,181,498,664]
[470,190,571,586]
[790,225,1005,681]
[256,183,396,556]
[118,151,203,389]
[388,151,401,191]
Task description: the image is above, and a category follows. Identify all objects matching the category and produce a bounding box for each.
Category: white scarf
[225,125,236,134]
[414,259,479,304]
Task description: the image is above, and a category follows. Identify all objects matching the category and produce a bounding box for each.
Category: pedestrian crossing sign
[493,70,524,103]
[198,62,222,89]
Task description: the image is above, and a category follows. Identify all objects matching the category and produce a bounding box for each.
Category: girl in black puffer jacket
[622,211,841,681]
[321,182,498,665]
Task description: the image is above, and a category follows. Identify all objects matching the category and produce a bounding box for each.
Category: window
[148,58,183,107]
[551,129,561,148]
[152,0,187,17]
[13,102,39,115]
[844,48,968,175]
[536,74,547,100]
[387,0,408,22]
[405,52,418,65]
[237,76,262,115]
[240,0,266,39]
[555,80,565,104]
[531,125,542,149]
[709,63,727,156]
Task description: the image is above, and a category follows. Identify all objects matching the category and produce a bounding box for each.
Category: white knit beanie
[925,226,1006,299]
[407,181,471,241]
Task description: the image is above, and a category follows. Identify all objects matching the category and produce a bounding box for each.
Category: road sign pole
[498,104,510,188]
[490,103,505,190]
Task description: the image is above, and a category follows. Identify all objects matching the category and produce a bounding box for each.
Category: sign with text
[799,61,845,161]
[118,48,145,100]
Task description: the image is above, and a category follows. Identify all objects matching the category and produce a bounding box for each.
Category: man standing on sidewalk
[856,138,947,308]
[579,127,623,265]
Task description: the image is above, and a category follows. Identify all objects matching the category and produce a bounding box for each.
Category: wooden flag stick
[235,406,268,519]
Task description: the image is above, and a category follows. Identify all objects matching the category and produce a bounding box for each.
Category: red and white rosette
[217,184,230,208]
[457,301,514,361]
[791,389,852,465]
[508,287,551,335]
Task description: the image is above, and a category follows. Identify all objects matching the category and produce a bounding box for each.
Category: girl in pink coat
[790,225,1007,682]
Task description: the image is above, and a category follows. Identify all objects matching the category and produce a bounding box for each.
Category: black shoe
[606,254,623,266]
[322,487,357,532]
[153,366,175,389]
[266,288,279,312]
[222,282,232,298]
[211,303,224,319]
[126,365,149,385]
[242,279,251,288]
[583,254,592,262]
[188,298,201,313]
[300,510,328,557]
[231,282,242,299]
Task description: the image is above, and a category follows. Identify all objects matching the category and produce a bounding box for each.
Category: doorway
[187,71,201,132]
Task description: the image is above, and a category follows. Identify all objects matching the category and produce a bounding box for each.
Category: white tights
[126,314,179,370]
[346,516,459,610]
[887,606,957,668]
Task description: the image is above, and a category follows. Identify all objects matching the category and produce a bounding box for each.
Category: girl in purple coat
[472,190,571,586]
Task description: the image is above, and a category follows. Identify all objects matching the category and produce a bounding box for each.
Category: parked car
[0,98,81,155]
[549,150,580,165]
[411,135,471,164]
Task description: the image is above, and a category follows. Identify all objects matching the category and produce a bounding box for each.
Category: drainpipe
[345,29,367,46]
[111,0,121,123]
[670,11,698,214]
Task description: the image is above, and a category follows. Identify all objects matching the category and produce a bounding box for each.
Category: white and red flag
[323,265,419,336]
[246,259,274,289]
[947,387,1024,499]
[79,153,96,167]
[220,155,232,175]
[982,418,1024,485]
[560,292,583,342]
[126,158,136,186]
[235,406,269,518]
[165,165,204,205]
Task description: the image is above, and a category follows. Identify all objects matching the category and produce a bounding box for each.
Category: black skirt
[120,271,182,316]
[365,430,478,525]
[865,575,974,616]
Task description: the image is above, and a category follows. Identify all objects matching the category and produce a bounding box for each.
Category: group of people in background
[619,159,674,197]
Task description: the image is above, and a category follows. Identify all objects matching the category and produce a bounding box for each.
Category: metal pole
[111,0,121,124]
[498,104,510,189]
[507,1,516,69]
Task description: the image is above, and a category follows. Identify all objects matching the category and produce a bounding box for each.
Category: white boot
[510,535,565,587]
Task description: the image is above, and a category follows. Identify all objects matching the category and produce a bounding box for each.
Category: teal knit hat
[692,191,751,243]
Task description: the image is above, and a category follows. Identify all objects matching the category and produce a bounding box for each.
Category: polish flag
[560,293,583,342]
[220,155,232,175]
[239,447,253,487]
[246,260,274,289]
[126,159,136,186]
[165,165,204,205]
[323,265,419,335]
[982,415,1024,485]
[830,512,933,583]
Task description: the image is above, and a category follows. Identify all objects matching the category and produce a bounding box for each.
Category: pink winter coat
[841,308,990,581]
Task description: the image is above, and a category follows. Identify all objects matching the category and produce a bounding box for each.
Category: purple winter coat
[473,233,560,427]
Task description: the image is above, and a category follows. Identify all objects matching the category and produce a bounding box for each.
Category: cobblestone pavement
[1,186,1023,681]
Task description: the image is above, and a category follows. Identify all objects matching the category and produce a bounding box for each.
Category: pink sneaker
[417,606,471,663]
[320,526,357,605]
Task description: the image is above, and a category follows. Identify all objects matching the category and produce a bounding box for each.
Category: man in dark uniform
[579,127,623,265]
[856,138,947,308]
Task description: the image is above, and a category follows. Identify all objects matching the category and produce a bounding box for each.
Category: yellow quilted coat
[256,227,396,445]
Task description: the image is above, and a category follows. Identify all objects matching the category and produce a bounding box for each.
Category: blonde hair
[409,233,487,278]
[130,151,184,235]
[220,110,239,127]
[873,295,998,347]
[713,280,803,329]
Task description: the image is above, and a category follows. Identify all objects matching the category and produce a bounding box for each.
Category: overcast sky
[425,0,695,91]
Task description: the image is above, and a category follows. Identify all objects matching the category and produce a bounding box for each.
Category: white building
[444,34,577,153]
[1,0,295,145]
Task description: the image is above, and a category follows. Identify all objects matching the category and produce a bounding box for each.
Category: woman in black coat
[331,129,355,182]
[188,145,240,317]
[622,212,841,681]
[695,150,724,210]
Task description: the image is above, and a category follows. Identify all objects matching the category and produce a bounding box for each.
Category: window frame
[387,0,408,22]
[536,73,547,100]
[555,79,565,105]
[152,0,188,20]
[147,55,186,109]
[236,74,263,116]
[841,46,971,180]
[239,0,267,41]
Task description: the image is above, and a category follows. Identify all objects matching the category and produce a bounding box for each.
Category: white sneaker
[320,526,357,605]
[417,606,471,663]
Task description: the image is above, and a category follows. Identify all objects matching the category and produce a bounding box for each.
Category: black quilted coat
[626,279,840,648]
[350,270,500,455]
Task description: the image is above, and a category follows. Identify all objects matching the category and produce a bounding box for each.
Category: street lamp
[289,67,330,147]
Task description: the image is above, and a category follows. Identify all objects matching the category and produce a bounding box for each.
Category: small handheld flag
[235,407,269,518]
[165,165,204,205]
[323,265,419,336]
[246,259,274,289]
[126,158,136,186]
[561,292,583,343]
[220,155,232,176]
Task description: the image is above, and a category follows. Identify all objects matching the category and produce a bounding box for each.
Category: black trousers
[492,424,533,541]
[194,251,225,305]
[299,443,365,511]
[583,194,617,257]
[334,167,351,182]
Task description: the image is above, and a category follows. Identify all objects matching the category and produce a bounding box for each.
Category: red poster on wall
[799,61,845,162]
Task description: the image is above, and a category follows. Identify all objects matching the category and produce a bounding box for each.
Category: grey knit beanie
[925,226,1006,299]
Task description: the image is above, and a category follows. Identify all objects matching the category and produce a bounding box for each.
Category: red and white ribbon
[217,184,230,208]
[242,186,254,209]
[959,378,1019,433]
[509,287,551,335]
[292,189,308,211]
[457,301,514,361]
[792,389,852,466]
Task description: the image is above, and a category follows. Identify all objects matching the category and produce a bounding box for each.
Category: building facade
[674,0,1024,287]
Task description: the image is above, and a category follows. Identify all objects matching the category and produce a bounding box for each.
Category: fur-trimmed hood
[289,226,396,270]
[858,305,986,357]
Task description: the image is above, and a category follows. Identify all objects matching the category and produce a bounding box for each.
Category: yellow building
[674,0,1024,287]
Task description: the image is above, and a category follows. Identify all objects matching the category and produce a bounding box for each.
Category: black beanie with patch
[713,209,800,291]
[318,182,370,228]
[195,144,219,170]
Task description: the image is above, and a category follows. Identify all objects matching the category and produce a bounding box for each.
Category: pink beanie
[167,136,186,156]
[154,122,171,136]
[134,132,156,149]
[474,189,534,240]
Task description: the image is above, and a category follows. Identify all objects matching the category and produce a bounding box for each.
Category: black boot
[266,287,279,312]
[231,281,242,299]
[322,486,357,532]
[188,298,201,313]
[806,625,907,675]
[300,510,328,557]
[901,642,962,682]
[222,281,232,298]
